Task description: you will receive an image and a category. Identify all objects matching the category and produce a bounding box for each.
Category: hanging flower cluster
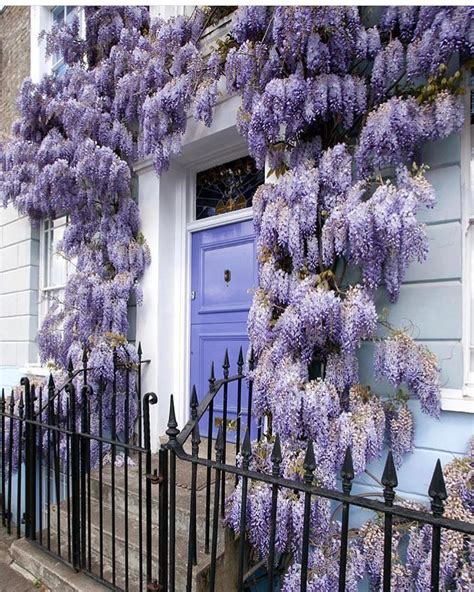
[218,6,471,591]
[1,6,214,441]
[0,5,473,590]
[359,440,473,590]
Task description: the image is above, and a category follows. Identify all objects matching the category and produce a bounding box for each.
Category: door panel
[190,220,257,440]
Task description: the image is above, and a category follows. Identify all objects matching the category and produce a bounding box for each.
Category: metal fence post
[23,377,36,541]
[66,383,81,571]
[143,392,159,589]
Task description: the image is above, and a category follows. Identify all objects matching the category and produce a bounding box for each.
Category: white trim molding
[440,388,474,413]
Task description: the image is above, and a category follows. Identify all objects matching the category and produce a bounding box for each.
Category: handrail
[38,367,88,415]
[176,372,244,446]
[173,446,474,536]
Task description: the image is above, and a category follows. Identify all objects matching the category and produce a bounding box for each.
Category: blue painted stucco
[359,133,473,502]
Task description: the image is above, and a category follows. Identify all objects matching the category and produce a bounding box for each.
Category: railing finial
[382,451,398,507]
[209,361,216,388]
[166,394,180,442]
[341,446,355,495]
[190,385,199,420]
[242,428,252,469]
[303,439,316,484]
[237,346,244,372]
[248,346,255,371]
[271,434,282,476]
[215,426,224,462]
[429,459,447,517]
[223,349,230,378]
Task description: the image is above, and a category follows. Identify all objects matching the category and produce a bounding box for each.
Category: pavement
[0,531,41,591]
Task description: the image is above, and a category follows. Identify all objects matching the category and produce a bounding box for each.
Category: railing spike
[341,446,355,494]
[209,361,215,386]
[166,394,179,442]
[190,385,199,417]
[82,347,88,364]
[381,451,398,489]
[137,341,142,357]
[303,439,316,483]
[67,357,74,376]
[0,388,4,407]
[382,451,398,506]
[223,349,230,378]
[241,428,252,469]
[248,346,255,371]
[48,373,55,389]
[271,434,282,467]
[429,459,447,517]
[237,346,244,370]
[215,426,224,462]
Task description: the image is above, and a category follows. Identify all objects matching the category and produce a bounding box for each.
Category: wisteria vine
[0,5,473,590]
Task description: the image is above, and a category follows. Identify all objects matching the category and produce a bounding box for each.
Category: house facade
[0,4,473,515]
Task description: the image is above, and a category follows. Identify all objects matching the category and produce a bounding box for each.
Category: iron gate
[0,347,170,591]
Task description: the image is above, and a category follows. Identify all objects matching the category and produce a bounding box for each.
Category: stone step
[12,511,237,592]
[9,538,108,592]
[88,452,221,523]
[49,491,223,585]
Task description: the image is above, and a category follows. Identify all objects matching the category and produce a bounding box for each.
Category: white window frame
[457,65,474,413]
[49,6,83,75]
[38,216,71,326]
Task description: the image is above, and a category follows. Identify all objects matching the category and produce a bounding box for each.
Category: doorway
[190,219,257,439]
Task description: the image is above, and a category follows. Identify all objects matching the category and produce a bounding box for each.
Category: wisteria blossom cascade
[0,5,473,592]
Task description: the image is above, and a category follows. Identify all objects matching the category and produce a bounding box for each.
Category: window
[195,155,264,220]
[39,216,71,322]
[50,6,77,75]
[462,67,474,401]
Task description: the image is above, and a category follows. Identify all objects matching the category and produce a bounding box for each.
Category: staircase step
[88,454,218,521]
[9,538,108,592]
[47,477,229,591]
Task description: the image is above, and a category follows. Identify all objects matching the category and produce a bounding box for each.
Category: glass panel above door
[195,155,264,221]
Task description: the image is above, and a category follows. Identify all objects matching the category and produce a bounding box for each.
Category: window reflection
[195,155,264,220]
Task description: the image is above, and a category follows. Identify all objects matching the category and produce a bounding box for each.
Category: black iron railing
[0,345,162,592]
[162,348,474,592]
[1,345,473,592]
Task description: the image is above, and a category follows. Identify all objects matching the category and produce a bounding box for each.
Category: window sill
[19,364,50,380]
[441,388,474,413]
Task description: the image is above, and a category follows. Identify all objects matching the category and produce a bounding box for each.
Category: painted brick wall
[0,6,31,142]
[0,206,39,386]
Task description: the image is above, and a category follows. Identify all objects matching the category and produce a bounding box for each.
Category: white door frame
[178,147,255,439]
[135,94,259,447]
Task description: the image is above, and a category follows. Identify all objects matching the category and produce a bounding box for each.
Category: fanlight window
[195,155,264,220]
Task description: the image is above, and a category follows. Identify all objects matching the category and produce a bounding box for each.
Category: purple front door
[190,219,257,439]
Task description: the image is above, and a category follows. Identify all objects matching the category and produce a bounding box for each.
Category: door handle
[224,269,231,283]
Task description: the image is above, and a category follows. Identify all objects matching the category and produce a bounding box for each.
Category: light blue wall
[358,133,473,501]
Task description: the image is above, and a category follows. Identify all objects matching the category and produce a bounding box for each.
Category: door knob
[224,269,231,283]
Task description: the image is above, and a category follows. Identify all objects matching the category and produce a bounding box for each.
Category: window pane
[53,60,67,77]
[52,6,65,24]
[195,156,264,220]
[44,217,68,289]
